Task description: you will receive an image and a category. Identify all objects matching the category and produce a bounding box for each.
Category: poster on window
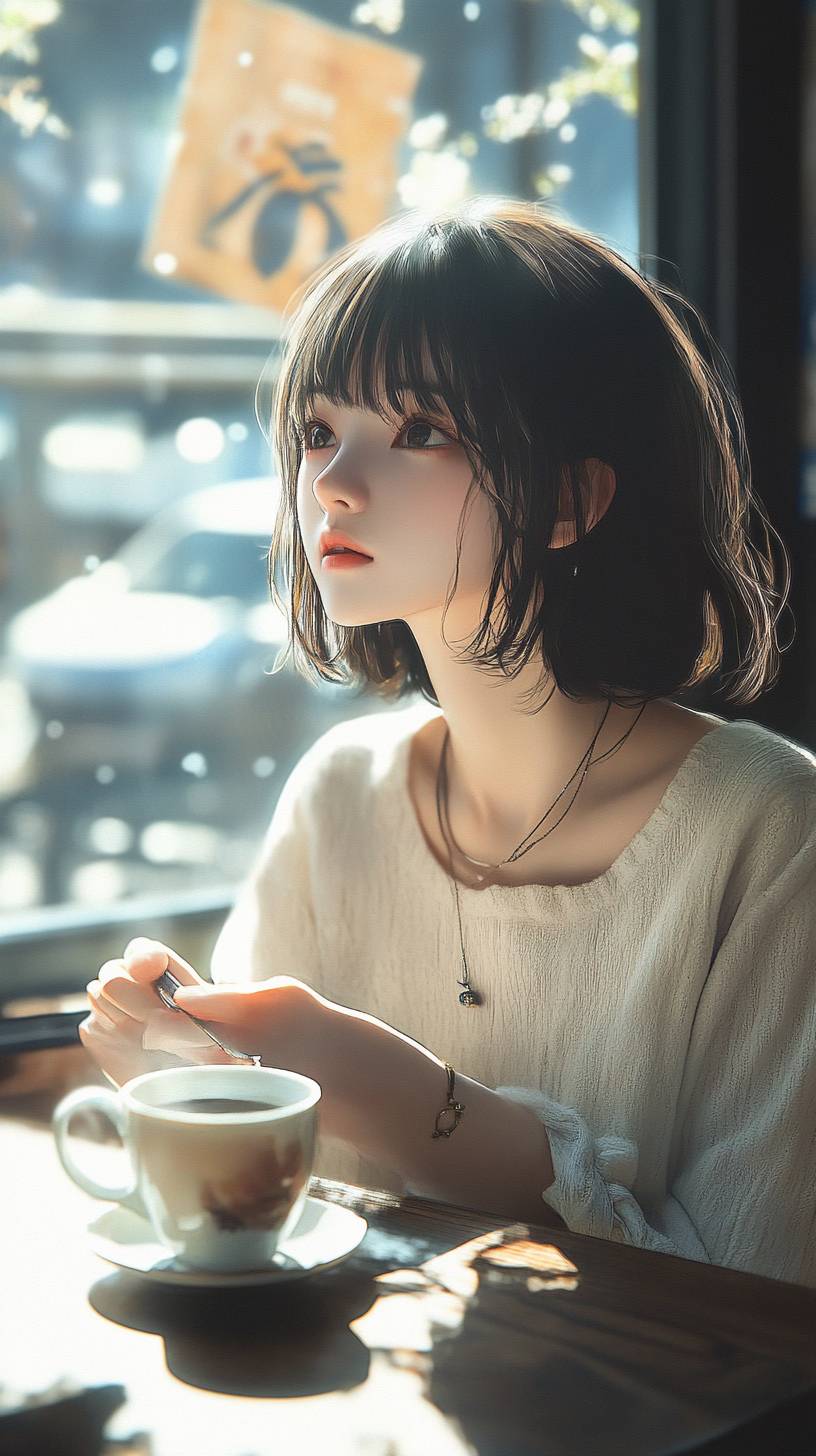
[142,0,423,312]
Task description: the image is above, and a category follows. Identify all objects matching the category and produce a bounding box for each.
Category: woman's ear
[550,458,616,550]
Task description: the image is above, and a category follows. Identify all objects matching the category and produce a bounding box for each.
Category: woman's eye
[396,419,451,450]
[303,420,335,451]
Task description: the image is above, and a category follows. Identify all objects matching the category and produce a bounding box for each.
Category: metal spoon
[154,970,262,1066]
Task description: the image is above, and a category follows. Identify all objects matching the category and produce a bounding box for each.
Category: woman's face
[295,394,500,636]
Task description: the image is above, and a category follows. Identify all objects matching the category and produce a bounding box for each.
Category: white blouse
[211,700,816,1287]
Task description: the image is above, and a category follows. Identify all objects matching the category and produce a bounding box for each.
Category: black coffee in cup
[54,1065,321,1272]
[163,1098,277,1115]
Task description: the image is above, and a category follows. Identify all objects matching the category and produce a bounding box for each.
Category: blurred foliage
[0,0,638,206]
[353,0,639,206]
[1,0,639,203]
[559,0,637,31]
[351,0,404,33]
[0,0,68,136]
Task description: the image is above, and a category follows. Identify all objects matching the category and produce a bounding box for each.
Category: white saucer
[87,1196,367,1287]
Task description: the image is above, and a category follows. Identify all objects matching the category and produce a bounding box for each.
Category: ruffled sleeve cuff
[496,1085,709,1261]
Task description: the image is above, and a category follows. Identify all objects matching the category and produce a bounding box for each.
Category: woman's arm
[110,950,564,1230]
[340,806,816,1273]
[326,1002,559,1226]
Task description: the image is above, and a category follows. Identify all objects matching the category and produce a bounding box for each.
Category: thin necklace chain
[438,698,648,880]
[435,698,649,1004]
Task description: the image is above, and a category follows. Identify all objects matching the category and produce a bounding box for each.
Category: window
[0,0,641,925]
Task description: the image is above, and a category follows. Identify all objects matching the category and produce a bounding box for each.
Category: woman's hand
[81,938,563,1226]
[79,937,235,1087]
[80,939,338,1119]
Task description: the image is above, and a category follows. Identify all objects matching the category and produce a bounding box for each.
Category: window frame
[638,0,809,739]
[3,0,810,1049]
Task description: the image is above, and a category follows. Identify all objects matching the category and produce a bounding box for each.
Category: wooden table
[2,1091,816,1456]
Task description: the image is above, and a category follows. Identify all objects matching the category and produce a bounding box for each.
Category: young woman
[81,197,816,1287]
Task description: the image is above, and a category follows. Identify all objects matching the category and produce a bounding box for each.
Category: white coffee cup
[53,1064,321,1272]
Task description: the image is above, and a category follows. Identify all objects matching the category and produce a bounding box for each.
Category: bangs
[277,235,490,446]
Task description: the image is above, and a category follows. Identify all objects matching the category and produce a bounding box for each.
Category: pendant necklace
[436,693,647,1007]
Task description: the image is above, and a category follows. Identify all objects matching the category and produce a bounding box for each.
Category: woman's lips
[321,551,374,570]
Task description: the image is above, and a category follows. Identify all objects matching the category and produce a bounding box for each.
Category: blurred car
[2,476,322,775]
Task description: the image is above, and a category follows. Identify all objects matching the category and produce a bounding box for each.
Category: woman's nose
[311,447,369,510]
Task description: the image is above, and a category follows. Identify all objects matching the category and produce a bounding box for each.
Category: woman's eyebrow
[390,382,455,419]
[304,384,450,415]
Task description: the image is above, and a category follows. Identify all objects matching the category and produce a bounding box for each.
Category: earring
[573,563,578,578]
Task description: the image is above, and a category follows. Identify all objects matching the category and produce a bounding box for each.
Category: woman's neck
[415,653,650,845]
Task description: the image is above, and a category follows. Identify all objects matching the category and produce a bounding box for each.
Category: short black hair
[260,196,791,710]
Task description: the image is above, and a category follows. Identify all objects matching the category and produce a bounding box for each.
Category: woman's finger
[171,983,257,1022]
[80,1000,118,1035]
[96,960,158,1020]
[78,1015,184,1086]
[86,979,138,1032]
[121,937,205,988]
[139,1007,222,1054]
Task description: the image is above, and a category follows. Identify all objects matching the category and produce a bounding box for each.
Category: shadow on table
[88,1267,377,1398]
[677,1382,816,1456]
[426,1254,816,1456]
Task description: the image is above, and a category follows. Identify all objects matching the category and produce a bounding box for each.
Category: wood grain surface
[1,1078,815,1456]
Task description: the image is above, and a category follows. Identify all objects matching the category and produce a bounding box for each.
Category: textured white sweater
[211,699,816,1288]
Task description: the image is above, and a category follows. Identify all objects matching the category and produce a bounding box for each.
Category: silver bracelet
[432,1061,466,1139]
